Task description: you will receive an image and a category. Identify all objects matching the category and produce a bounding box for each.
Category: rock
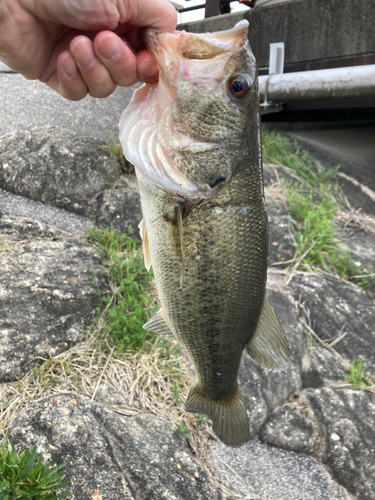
[289,272,375,373]
[0,190,92,236]
[302,348,347,389]
[260,405,318,455]
[339,228,375,282]
[0,126,121,218]
[303,387,375,499]
[267,202,295,265]
[214,438,353,500]
[0,73,138,140]
[0,219,108,382]
[9,394,222,500]
[0,215,66,240]
[239,283,309,436]
[95,186,143,238]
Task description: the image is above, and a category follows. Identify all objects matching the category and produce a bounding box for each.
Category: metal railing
[178,0,255,18]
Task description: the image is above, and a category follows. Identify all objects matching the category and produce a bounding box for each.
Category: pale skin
[0,0,177,100]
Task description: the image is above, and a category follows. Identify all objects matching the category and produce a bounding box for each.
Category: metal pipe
[258,65,375,103]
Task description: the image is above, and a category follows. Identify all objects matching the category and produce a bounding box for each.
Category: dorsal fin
[138,218,152,271]
[143,309,174,337]
[246,297,291,370]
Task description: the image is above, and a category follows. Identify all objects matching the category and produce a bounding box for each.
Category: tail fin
[185,384,249,446]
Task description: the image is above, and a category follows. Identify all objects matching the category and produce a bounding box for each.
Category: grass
[87,227,156,353]
[99,130,133,174]
[0,431,69,500]
[0,228,228,497]
[345,359,374,390]
[262,130,374,289]
[262,130,337,186]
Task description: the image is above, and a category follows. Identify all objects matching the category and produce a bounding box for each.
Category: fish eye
[228,75,251,99]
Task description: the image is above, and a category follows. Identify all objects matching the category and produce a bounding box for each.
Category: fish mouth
[142,20,249,93]
[143,20,249,60]
[120,22,251,200]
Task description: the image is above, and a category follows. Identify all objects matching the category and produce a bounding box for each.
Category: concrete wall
[177,0,375,73]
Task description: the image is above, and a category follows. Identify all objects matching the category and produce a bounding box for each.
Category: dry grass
[293,298,375,395]
[0,326,235,495]
[0,225,239,496]
[0,234,21,255]
[334,208,375,236]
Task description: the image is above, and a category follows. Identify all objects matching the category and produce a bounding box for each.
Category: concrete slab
[0,73,138,140]
[288,127,375,191]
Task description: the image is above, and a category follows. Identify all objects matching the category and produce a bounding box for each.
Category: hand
[0,0,177,100]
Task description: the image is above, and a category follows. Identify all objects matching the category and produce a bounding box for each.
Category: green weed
[263,131,373,289]
[178,424,192,439]
[99,130,133,173]
[0,431,69,499]
[87,228,156,353]
[262,130,337,186]
[345,359,374,390]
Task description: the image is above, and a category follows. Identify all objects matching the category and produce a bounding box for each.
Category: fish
[119,20,290,446]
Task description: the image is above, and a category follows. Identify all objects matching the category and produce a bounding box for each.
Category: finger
[93,32,139,87]
[70,35,116,98]
[136,50,159,84]
[117,0,177,34]
[45,51,88,101]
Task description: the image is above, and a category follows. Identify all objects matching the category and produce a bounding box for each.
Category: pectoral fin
[138,218,152,271]
[143,309,173,337]
[246,297,291,370]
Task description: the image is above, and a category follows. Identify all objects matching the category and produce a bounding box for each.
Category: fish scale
[120,21,291,446]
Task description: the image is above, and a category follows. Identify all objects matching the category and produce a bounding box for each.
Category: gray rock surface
[214,438,353,500]
[9,393,222,500]
[0,117,372,500]
[0,73,137,139]
[239,286,308,436]
[0,189,92,235]
[260,405,318,454]
[289,273,375,373]
[95,185,143,238]
[0,218,108,382]
[0,126,121,217]
[267,203,295,265]
[302,348,347,389]
[303,388,375,499]
[0,215,66,240]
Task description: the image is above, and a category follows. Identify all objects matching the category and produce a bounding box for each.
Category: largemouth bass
[119,20,290,446]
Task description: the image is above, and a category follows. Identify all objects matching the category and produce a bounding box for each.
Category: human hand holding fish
[120,21,291,446]
[0,0,177,100]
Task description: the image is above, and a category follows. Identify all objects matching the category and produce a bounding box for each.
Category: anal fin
[246,297,291,370]
[143,309,173,338]
[185,384,249,447]
[138,218,152,271]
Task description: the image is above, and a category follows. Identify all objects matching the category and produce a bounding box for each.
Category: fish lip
[141,27,158,52]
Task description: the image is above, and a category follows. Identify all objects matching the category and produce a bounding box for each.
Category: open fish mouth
[119,21,252,200]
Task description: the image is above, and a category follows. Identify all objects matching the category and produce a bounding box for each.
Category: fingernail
[98,34,122,62]
[71,39,96,69]
[62,54,78,78]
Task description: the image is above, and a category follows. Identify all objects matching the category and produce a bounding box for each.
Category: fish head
[120,21,258,199]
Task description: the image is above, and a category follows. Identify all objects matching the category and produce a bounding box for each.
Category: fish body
[120,21,290,446]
